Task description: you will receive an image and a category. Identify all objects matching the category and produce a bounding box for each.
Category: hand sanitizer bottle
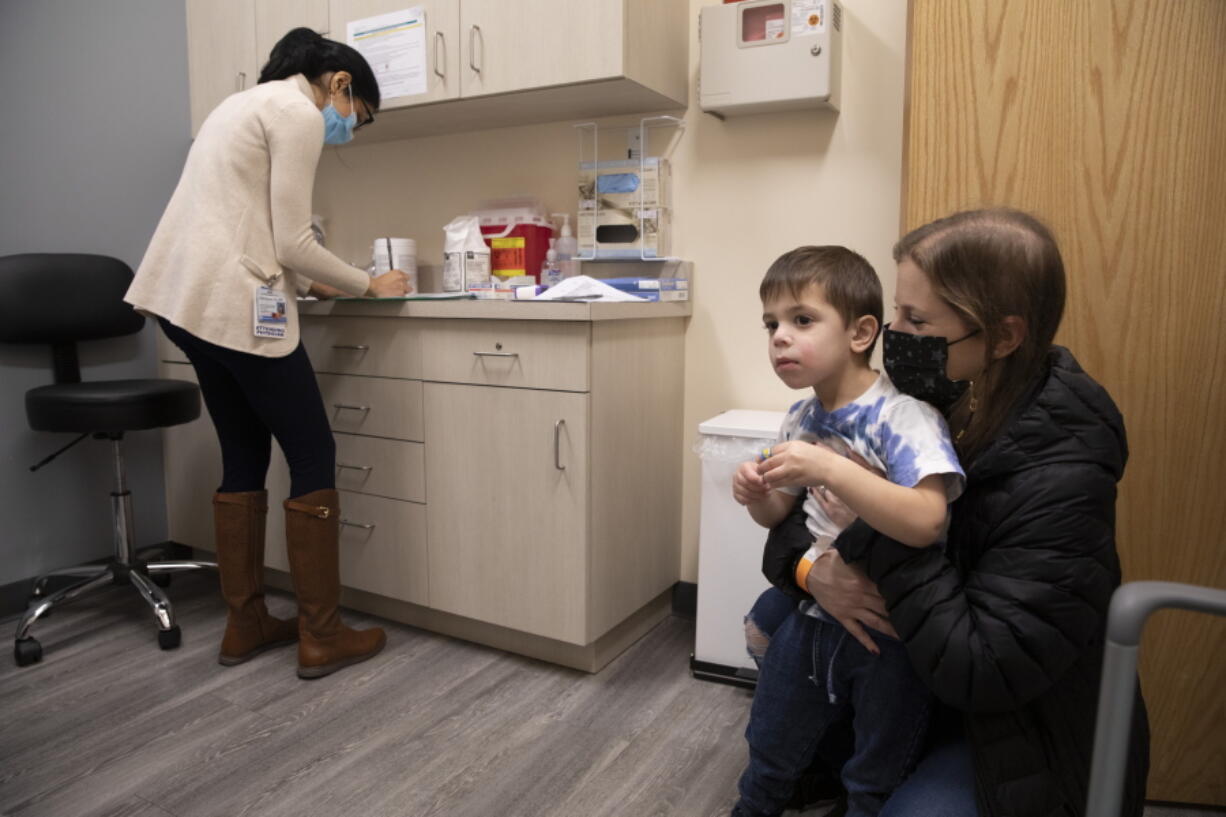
[541,238,562,289]
[552,213,579,279]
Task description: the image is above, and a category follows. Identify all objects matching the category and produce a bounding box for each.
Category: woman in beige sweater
[126,29,409,679]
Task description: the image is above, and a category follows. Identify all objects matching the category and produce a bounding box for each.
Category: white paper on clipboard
[346,8,428,99]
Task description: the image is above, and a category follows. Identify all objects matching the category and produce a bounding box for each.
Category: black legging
[159,318,334,498]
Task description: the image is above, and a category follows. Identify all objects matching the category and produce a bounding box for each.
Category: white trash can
[691,409,785,687]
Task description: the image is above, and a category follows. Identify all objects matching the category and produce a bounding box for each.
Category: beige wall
[314,0,908,582]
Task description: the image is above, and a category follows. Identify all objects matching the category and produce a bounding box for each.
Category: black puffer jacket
[765,347,1149,816]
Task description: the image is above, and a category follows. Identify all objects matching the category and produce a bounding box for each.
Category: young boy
[731,246,965,817]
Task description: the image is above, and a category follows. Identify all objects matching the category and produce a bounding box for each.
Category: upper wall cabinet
[187,0,687,142]
[329,0,461,105]
[186,0,329,137]
[457,0,624,98]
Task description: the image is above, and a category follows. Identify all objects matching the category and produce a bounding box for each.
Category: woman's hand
[366,269,413,297]
[804,549,897,654]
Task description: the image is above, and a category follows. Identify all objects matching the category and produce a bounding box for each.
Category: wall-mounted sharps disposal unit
[699,0,843,118]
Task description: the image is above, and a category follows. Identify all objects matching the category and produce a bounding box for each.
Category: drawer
[334,433,425,503]
[420,320,590,392]
[302,316,421,379]
[317,374,423,441]
[337,491,427,605]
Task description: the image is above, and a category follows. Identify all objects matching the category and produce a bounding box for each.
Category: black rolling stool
[0,253,217,667]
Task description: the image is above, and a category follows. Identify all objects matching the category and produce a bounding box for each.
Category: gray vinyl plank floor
[0,572,1215,817]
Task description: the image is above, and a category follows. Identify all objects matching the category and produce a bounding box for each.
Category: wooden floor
[0,572,1214,817]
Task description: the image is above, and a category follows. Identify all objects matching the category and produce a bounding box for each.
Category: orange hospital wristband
[795,553,816,590]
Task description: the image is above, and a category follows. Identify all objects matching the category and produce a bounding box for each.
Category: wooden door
[459,0,623,97]
[903,0,1226,804]
[329,0,461,108]
[424,382,589,644]
[185,0,257,137]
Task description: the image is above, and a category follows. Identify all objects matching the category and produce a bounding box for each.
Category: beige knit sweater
[126,75,371,357]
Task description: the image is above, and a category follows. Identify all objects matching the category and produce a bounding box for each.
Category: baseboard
[672,580,697,619]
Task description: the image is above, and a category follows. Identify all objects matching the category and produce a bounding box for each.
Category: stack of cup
[371,237,418,294]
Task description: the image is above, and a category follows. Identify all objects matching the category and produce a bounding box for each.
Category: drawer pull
[332,403,371,412]
[473,351,519,358]
[336,463,374,472]
[554,419,566,471]
[339,518,376,531]
[331,344,371,351]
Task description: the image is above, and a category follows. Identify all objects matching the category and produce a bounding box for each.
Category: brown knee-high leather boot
[284,489,386,679]
[214,490,298,665]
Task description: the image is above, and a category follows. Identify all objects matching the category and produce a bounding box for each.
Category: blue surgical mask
[322,85,357,145]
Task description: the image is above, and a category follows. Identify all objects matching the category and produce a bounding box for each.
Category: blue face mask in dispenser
[322,85,357,145]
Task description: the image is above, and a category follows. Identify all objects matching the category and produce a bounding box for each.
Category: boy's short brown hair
[760,246,883,357]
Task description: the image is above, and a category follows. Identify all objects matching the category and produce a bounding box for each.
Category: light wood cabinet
[255,0,330,60]
[457,0,622,98]
[186,0,257,139]
[328,0,461,107]
[185,0,330,137]
[159,301,686,670]
[159,361,221,553]
[424,382,589,643]
[186,0,687,141]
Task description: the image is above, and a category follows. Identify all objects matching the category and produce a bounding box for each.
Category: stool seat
[26,379,201,432]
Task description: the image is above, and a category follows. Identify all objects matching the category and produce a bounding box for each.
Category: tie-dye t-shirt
[776,372,965,548]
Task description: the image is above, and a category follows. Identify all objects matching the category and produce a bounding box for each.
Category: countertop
[297,297,692,322]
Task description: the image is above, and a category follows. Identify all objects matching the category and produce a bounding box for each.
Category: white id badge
[253,285,288,339]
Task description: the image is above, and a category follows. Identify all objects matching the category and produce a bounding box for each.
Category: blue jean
[736,606,934,817]
[744,586,798,667]
[880,736,978,817]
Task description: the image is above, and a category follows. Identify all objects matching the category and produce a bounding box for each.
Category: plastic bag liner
[692,434,777,464]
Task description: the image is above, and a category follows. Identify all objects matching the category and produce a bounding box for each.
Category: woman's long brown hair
[894,209,1067,463]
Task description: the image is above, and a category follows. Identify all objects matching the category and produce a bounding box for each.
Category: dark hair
[893,208,1067,461]
[259,28,381,113]
[760,246,884,358]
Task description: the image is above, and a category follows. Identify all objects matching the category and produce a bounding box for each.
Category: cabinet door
[255,0,330,66]
[186,0,258,137]
[329,0,461,108]
[424,382,589,644]
[460,0,623,97]
[161,363,222,552]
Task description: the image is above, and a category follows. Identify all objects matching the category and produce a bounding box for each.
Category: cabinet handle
[469,25,482,74]
[332,403,371,412]
[336,463,374,472]
[434,31,445,79]
[472,351,519,358]
[339,518,376,530]
[554,419,566,471]
[331,344,370,351]
[235,71,247,91]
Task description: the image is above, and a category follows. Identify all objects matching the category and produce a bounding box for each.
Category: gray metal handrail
[1086,580,1226,817]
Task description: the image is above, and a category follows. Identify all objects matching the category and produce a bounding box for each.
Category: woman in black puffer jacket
[751,208,1149,816]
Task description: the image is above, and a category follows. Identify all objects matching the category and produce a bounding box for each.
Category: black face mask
[882,324,980,413]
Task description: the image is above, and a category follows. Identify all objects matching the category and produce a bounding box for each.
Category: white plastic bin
[691,409,786,686]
